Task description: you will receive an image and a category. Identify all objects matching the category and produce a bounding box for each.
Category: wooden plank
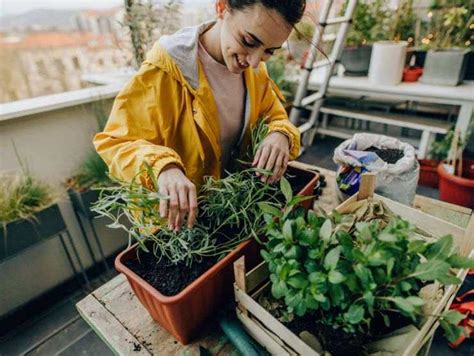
[76,295,151,356]
[403,250,474,356]
[413,195,472,228]
[236,310,293,355]
[358,174,375,200]
[92,274,128,300]
[245,261,269,294]
[376,194,465,241]
[235,287,318,356]
[460,216,474,257]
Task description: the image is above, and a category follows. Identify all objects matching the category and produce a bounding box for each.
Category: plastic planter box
[114,163,320,344]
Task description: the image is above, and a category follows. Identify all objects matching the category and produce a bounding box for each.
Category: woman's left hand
[252,131,290,184]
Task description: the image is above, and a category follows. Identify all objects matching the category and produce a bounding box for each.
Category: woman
[94,0,306,232]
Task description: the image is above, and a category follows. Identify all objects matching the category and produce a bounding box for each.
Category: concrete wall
[0,87,128,317]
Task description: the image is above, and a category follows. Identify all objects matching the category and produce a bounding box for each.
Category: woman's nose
[246,50,262,69]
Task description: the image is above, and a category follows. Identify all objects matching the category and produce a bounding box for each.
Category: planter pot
[438,160,474,208]
[116,239,260,344]
[420,49,471,86]
[0,204,65,261]
[403,67,423,82]
[67,188,100,219]
[369,41,408,85]
[340,45,372,76]
[418,159,441,188]
[464,51,474,80]
[114,164,319,344]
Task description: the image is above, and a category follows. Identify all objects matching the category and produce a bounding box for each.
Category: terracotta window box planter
[114,164,320,344]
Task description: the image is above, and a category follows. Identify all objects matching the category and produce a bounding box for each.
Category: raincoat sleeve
[258,64,301,160]
[93,63,185,187]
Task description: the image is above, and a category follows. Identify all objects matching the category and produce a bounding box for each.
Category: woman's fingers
[168,188,179,230]
[270,152,286,184]
[187,184,198,229]
[175,184,189,231]
[159,186,169,219]
[263,148,279,183]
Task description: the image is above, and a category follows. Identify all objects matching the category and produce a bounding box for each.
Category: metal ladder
[289,0,358,152]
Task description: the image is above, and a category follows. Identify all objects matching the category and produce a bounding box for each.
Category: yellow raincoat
[94,22,300,188]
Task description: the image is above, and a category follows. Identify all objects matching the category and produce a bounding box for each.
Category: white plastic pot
[368,41,408,85]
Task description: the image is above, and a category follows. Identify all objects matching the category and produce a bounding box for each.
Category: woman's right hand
[158,164,198,231]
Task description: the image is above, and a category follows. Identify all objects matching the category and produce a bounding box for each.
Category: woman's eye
[265,50,275,55]
[242,38,257,48]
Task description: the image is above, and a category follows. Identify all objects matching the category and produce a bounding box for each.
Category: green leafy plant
[429,125,472,160]
[265,54,293,100]
[258,194,473,343]
[342,0,390,46]
[424,0,472,49]
[68,151,111,191]
[0,171,55,224]
[92,163,283,266]
[123,0,182,68]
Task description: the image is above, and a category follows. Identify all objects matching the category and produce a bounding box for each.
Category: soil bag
[333,133,420,206]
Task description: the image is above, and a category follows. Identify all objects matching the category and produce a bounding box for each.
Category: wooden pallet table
[76,162,472,355]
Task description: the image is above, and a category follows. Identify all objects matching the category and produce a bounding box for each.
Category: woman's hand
[158,164,198,231]
[252,131,290,184]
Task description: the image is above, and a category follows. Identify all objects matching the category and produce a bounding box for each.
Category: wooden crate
[233,175,474,356]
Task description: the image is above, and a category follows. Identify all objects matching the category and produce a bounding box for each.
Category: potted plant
[287,21,315,64]
[418,128,454,188]
[339,0,388,76]
[67,151,111,219]
[236,186,474,355]
[0,169,61,261]
[420,1,472,86]
[437,127,474,208]
[368,0,418,85]
[265,53,296,113]
[92,123,319,344]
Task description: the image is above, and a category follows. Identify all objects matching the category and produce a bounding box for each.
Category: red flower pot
[115,165,319,344]
[403,66,423,82]
[437,160,474,208]
[418,159,441,188]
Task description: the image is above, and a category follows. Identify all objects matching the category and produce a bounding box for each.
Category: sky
[0,0,212,16]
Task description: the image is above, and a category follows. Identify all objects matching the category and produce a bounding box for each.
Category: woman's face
[217,2,293,74]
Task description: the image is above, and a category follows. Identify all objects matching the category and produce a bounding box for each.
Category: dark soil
[124,250,217,296]
[283,310,412,355]
[284,314,366,356]
[366,146,404,164]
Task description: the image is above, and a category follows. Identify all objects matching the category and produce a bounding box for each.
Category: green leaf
[408,240,427,254]
[319,219,332,241]
[441,310,466,325]
[289,195,314,206]
[437,274,462,285]
[282,220,293,243]
[447,254,474,269]
[271,280,287,299]
[356,222,372,242]
[344,304,365,324]
[378,232,397,242]
[425,235,454,260]
[287,274,308,289]
[284,246,303,260]
[309,271,326,284]
[328,270,346,284]
[324,246,341,270]
[257,202,282,217]
[261,249,271,261]
[280,176,293,204]
[354,264,372,287]
[414,260,451,281]
[440,320,465,343]
[391,297,415,316]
